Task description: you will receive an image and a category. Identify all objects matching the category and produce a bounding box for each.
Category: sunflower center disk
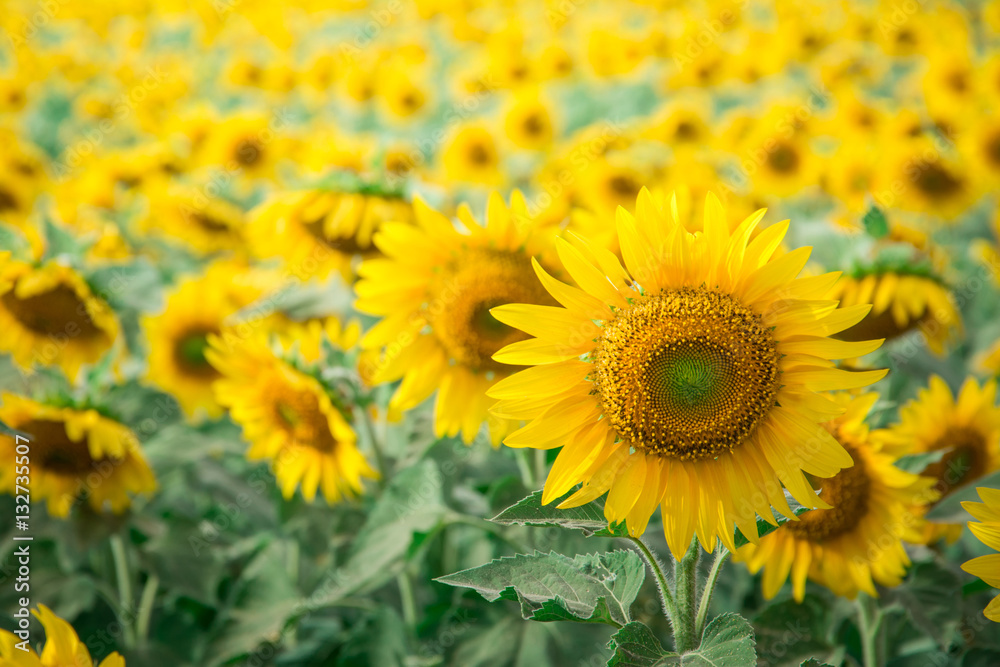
[595,288,780,461]
[3,284,102,338]
[21,419,98,476]
[269,383,338,453]
[786,443,871,542]
[925,426,987,494]
[430,248,553,373]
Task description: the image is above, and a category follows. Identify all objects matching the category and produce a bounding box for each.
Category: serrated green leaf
[607,622,674,666]
[436,549,644,627]
[862,206,889,239]
[733,495,810,549]
[925,469,1000,523]
[608,613,756,666]
[491,490,628,537]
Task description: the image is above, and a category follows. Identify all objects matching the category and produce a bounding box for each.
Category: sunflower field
[3,1,1000,666]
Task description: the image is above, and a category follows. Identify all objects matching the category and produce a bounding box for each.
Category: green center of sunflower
[594,288,780,461]
[2,283,103,339]
[20,419,98,476]
[173,330,218,377]
[785,442,870,542]
[429,248,554,374]
[925,426,987,496]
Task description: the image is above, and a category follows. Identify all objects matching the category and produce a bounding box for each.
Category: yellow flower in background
[503,92,556,151]
[0,394,156,518]
[0,258,120,381]
[829,271,961,356]
[195,112,291,181]
[877,376,1000,544]
[207,325,378,504]
[249,188,415,281]
[441,123,503,186]
[0,604,125,666]
[734,393,937,601]
[143,186,247,256]
[879,141,976,220]
[355,192,560,444]
[143,263,274,419]
[489,190,887,558]
[961,487,1000,622]
[376,66,429,120]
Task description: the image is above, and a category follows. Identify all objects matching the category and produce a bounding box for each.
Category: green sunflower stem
[694,546,730,639]
[360,408,389,490]
[673,537,701,653]
[109,533,137,648]
[628,536,677,627]
[857,593,885,667]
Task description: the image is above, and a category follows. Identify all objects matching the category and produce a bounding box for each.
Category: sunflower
[961,116,1000,187]
[879,141,976,220]
[488,190,888,558]
[143,263,272,419]
[961,487,1000,622]
[828,271,961,356]
[0,394,156,518]
[441,123,503,185]
[206,326,377,504]
[0,258,120,381]
[0,604,125,666]
[355,192,561,444]
[503,92,556,151]
[876,376,1000,544]
[143,185,247,256]
[196,113,289,180]
[733,393,937,600]
[249,188,415,281]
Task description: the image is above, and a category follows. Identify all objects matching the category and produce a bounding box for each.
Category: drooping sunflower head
[876,375,1000,544]
[0,394,156,518]
[355,191,560,444]
[829,270,962,356]
[207,329,377,504]
[489,189,889,558]
[143,262,274,419]
[0,258,120,381]
[0,604,126,666]
[249,188,415,281]
[733,392,938,601]
[961,487,1000,623]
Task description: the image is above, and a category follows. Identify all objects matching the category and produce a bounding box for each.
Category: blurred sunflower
[0,604,125,666]
[143,263,272,419]
[0,258,120,380]
[207,324,377,504]
[881,142,975,220]
[489,190,888,558]
[355,192,560,444]
[441,123,503,185]
[144,186,247,255]
[829,271,961,355]
[0,394,156,518]
[503,91,556,151]
[961,487,1000,622]
[249,188,415,281]
[733,393,937,600]
[877,376,1000,544]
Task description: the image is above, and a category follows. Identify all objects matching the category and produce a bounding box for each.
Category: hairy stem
[857,593,884,667]
[694,546,730,639]
[673,537,701,653]
[628,536,676,624]
[109,534,137,648]
[136,574,159,643]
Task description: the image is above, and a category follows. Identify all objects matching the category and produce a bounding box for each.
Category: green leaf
[334,606,408,667]
[491,490,628,537]
[607,613,756,666]
[436,550,644,626]
[799,660,834,667]
[752,595,832,667]
[0,417,29,440]
[41,214,85,261]
[862,205,889,239]
[607,622,673,666]
[203,539,300,667]
[926,469,1000,523]
[893,449,947,474]
[733,497,810,549]
[886,560,961,645]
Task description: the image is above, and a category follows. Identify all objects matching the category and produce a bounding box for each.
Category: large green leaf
[436,550,644,627]
[491,490,628,537]
[752,595,833,667]
[925,469,1000,523]
[607,613,756,666]
[886,560,961,645]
